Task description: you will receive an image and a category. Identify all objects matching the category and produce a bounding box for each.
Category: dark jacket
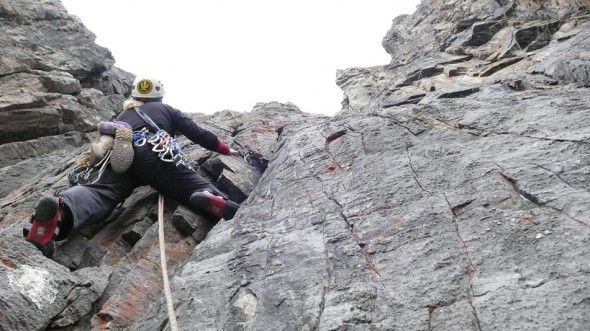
[116,102,223,153]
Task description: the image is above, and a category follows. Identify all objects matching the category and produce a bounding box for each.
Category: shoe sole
[111,127,134,174]
[223,200,239,220]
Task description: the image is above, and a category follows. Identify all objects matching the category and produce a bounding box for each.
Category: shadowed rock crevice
[499,170,545,206]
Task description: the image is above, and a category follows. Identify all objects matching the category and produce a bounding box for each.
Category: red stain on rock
[428,306,437,321]
[94,263,163,329]
[92,313,112,331]
[483,195,512,208]
[391,217,402,226]
[0,257,15,269]
[495,196,512,204]
[520,215,535,224]
[360,246,379,274]
[15,210,28,218]
[327,165,336,172]
[251,125,275,133]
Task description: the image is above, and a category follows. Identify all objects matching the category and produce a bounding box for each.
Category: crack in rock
[498,171,545,206]
[427,299,457,331]
[443,195,477,274]
[535,163,590,195]
[443,194,482,329]
[405,144,434,195]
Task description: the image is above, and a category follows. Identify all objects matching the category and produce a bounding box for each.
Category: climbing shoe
[24,196,60,258]
[190,191,239,220]
[110,127,135,174]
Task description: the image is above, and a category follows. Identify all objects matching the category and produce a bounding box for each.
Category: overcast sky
[61,0,419,115]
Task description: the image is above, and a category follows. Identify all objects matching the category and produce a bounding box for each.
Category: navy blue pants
[59,144,221,235]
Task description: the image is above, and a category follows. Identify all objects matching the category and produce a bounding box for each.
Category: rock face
[340,0,590,113]
[0,0,133,145]
[1,0,589,330]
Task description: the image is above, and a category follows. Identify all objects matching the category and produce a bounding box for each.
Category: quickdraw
[68,150,112,187]
[133,127,149,147]
[133,127,195,171]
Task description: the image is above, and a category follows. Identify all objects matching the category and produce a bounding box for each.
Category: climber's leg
[59,168,136,234]
[149,164,240,220]
[189,189,239,220]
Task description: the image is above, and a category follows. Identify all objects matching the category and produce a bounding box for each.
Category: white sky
[61,0,419,115]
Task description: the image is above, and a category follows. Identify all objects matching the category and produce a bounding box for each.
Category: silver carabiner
[133,128,149,146]
[148,131,163,145]
[134,137,147,147]
[152,143,165,152]
[159,146,175,162]
[152,132,169,152]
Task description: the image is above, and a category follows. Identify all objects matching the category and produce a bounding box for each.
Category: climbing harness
[133,107,196,171]
[158,194,179,331]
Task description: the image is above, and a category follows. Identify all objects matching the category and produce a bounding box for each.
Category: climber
[24,76,241,258]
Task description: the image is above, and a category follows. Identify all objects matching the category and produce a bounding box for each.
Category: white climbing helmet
[131,77,166,99]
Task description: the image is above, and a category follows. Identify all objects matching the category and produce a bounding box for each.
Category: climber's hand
[229,148,239,157]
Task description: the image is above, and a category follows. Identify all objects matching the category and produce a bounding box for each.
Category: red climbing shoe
[24,196,60,258]
[190,191,239,220]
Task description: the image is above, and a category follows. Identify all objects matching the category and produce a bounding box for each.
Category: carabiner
[148,131,163,145]
[152,132,169,152]
[134,137,147,147]
[133,128,149,146]
[159,146,176,162]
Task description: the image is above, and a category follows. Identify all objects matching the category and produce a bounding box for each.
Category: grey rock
[463,21,507,47]
[529,21,590,86]
[2,0,590,330]
[49,267,112,328]
[382,0,588,65]
[438,86,482,98]
[202,155,262,203]
[0,233,107,331]
[0,135,89,201]
[341,2,590,114]
[171,205,216,238]
[42,70,82,95]
[0,0,133,145]
[82,66,134,96]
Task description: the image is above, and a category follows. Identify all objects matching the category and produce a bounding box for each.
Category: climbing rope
[158,194,179,331]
